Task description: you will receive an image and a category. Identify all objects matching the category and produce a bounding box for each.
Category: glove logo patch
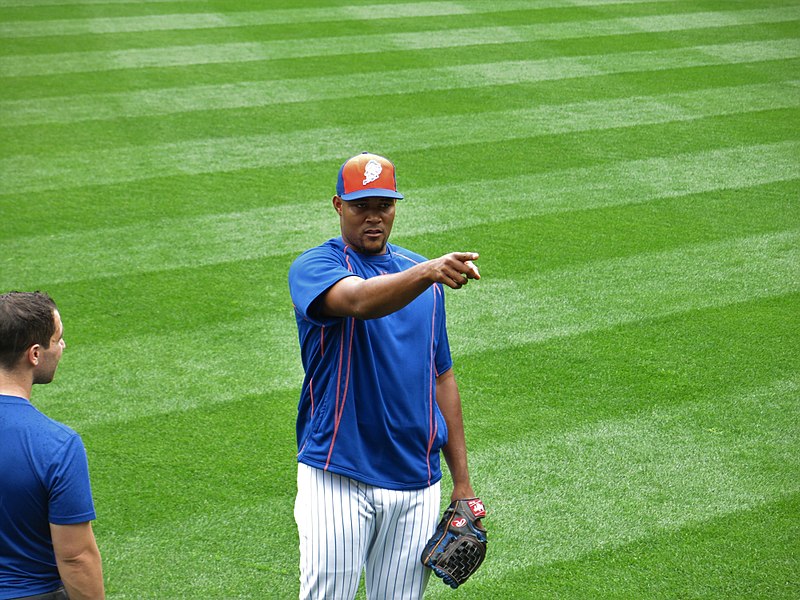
[467,498,486,518]
[451,517,467,527]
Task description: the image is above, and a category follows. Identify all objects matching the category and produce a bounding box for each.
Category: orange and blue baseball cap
[336,152,404,201]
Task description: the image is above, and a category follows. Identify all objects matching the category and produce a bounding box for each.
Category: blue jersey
[0,395,96,599]
[288,237,452,490]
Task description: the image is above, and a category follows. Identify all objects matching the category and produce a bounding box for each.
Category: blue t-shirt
[288,237,452,490]
[0,395,96,599]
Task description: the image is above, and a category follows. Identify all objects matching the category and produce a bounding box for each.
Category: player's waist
[6,587,68,600]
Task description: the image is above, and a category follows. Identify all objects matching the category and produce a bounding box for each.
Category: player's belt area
[10,587,69,600]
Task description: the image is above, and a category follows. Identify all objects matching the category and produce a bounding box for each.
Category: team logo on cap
[362,159,383,185]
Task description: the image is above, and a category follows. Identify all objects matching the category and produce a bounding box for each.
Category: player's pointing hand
[426,252,480,289]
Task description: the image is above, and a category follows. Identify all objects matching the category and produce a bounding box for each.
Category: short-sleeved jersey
[0,394,96,599]
[288,237,452,490]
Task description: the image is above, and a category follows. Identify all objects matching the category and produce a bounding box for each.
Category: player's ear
[332,195,344,216]
[26,344,41,367]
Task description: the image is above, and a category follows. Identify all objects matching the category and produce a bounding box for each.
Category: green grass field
[1,0,798,597]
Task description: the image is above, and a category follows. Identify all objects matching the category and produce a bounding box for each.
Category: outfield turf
[1,0,798,598]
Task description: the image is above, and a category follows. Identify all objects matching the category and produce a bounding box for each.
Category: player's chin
[360,234,387,254]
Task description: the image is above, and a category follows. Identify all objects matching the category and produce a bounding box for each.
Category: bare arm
[436,369,476,502]
[50,522,105,600]
[322,252,480,320]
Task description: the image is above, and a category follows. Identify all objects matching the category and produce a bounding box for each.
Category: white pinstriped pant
[295,463,441,600]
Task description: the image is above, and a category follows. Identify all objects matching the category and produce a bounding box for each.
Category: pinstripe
[346,477,357,593]
[314,473,328,586]
[397,491,413,597]
[386,491,410,599]
[297,463,440,599]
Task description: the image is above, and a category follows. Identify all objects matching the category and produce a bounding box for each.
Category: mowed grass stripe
[487,494,800,599]
[4,36,800,126]
[0,0,201,8]
[2,79,796,194]
[3,141,796,285]
[2,10,798,76]
[5,63,798,158]
[447,229,799,354]
[33,229,799,428]
[87,375,799,598]
[80,289,796,532]
[0,5,800,49]
[454,377,800,589]
[0,0,704,35]
[24,182,795,356]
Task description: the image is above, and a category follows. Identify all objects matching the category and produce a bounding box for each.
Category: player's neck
[0,369,32,399]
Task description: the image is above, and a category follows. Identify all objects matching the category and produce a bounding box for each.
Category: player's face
[33,310,66,385]
[335,196,396,255]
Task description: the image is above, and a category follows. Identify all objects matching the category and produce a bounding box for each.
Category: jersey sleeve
[289,244,354,325]
[48,434,96,525]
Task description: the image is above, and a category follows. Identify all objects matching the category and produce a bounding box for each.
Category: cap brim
[340,188,404,201]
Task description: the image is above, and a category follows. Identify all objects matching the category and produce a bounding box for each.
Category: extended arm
[322,252,480,320]
[50,522,105,600]
[436,368,476,502]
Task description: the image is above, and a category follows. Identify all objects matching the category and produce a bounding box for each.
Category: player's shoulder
[33,406,80,442]
[290,238,346,270]
[11,400,82,452]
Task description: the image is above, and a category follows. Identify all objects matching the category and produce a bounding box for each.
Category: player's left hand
[421,498,488,589]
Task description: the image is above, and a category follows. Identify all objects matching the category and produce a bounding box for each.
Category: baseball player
[288,152,482,599]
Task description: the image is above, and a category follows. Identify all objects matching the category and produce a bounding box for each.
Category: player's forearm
[348,263,437,319]
[51,522,105,600]
[324,262,438,320]
[436,370,476,500]
[324,252,480,320]
[56,547,105,600]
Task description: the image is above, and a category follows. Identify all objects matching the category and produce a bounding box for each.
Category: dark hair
[0,291,58,370]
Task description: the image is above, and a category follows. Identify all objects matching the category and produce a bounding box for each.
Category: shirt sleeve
[48,434,96,525]
[289,245,355,325]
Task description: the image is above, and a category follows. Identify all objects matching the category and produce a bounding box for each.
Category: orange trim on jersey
[395,250,440,484]
[394,251,420,266]
[425,284,441,485]
[309,377,315,417]
[325,319,347,470]
[324,245,356,470]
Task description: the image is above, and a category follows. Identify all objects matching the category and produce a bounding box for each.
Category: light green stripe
[0,0,201,6]
[90,378,798,596]
[1,80,797,194]
[0,0,693,36]
[4,38,798,126]
[432,378,799,591]
[447,230,800,354]
[3,141,797,287]
[32,230,800,427]
[2,10,798,75]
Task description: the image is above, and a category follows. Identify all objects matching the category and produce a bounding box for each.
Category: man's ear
[332,195,344,216]
[26,345,41,367]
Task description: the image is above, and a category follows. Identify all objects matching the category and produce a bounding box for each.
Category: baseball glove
[421,497,487,589]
